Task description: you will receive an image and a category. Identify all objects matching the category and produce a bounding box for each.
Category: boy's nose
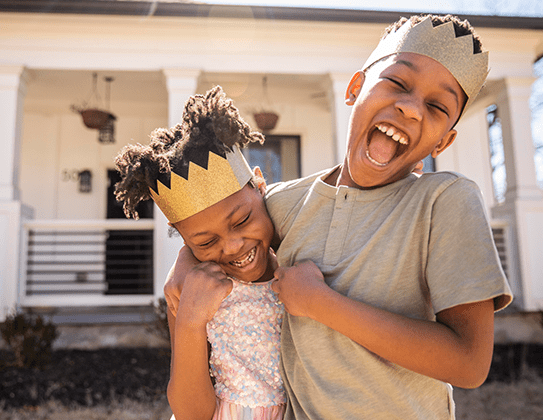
[396,97,423,121]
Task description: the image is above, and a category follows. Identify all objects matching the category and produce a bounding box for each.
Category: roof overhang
[0,0,542,30]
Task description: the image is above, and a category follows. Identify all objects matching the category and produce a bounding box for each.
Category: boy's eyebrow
[396,59,415,70]
[396,59,460,108]
[189,203,244,239]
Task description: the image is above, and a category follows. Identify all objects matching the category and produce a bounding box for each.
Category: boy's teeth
[377,124,408,145]
[230,247,256,268]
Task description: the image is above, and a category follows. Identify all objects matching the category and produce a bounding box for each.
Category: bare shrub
[0,311,58,369]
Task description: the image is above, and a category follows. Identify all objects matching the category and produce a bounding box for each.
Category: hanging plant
[253,111,279,131]
[72,107,115,130]
[71,73,117,136]
[253,75,280,132]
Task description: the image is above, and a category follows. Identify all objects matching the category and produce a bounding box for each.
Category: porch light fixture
[78,169,92,193]
[253,76,279,132]
[61,169,92,193]
[71,73,117,144]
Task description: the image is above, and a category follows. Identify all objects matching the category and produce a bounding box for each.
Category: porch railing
[19,219,512,308]
[490,220,512,281]
[20,219,155,308]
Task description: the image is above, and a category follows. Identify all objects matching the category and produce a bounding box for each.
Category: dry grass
[454,371,543,420]
[0,399,173,420]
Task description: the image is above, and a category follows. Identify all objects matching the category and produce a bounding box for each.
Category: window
[421,154,435,172]
[486,104,507,204]
[244,135,301,183]
[531,57,543,189]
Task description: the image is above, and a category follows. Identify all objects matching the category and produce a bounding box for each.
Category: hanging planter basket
[253,111,279,131]
[72,107,116,130]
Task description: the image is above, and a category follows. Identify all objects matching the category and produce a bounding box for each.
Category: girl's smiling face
[338,52,465,189]
[172,183,275,283]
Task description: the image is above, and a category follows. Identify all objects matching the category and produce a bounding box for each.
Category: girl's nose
[222,236,244,256]
[396,96,423,121]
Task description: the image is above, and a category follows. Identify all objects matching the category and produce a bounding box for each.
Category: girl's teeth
[231,248,256,268]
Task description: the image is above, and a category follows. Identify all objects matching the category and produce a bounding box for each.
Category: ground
[0,344,542,420]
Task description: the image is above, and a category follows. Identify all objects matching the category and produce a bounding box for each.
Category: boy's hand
[178,262,233,327]
[413,160,424,174]
[272,260,326,318]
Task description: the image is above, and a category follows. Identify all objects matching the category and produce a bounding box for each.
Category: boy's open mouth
[230,247,257,268]
[366,124,408,166]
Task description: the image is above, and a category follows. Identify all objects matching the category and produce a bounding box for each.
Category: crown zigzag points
[149,146,253,223]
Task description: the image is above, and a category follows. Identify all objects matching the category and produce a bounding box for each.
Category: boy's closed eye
[386,77,406,90]
[385,76,450,117]
[428,102,449,116]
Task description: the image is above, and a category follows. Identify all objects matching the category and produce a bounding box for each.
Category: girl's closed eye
[198,237,217,248]
[234,213,251,227]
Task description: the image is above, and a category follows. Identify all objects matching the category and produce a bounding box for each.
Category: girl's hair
[114,85,264,220]
[383,14,483,54]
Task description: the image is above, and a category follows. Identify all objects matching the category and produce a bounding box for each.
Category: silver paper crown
[362,16,489,116]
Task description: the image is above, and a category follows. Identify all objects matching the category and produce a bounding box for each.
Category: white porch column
[493,76,543,310]
[329,73,353,166]
[0,66,32,321]
[153,69,200,300]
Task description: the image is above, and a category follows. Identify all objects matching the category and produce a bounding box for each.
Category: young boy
[165,14,512,420]
[264,14,512,420]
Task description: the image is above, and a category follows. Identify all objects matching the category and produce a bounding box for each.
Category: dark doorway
[105,170,154,294]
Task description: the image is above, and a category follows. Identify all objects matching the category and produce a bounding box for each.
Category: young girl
[114,86,286,420]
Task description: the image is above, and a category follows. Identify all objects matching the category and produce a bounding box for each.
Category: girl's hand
[178,262,233,328]
[164,246,200,316]
[272,260,327,318]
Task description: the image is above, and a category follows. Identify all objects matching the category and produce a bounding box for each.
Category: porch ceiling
[25,68,330,107]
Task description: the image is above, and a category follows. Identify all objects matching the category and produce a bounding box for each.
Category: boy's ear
[345,71,365,106]
[431,129,457,158]
[253,166,267,195]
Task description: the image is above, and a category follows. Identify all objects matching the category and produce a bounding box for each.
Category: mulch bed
[0,347,171,410]
[0,344,541,410]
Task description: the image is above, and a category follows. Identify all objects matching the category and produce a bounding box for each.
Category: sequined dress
[207,278,286,420]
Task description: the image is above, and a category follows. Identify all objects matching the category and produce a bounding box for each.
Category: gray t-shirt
[265,169,512,420]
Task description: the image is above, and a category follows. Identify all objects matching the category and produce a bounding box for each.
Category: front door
[105,169,154,294]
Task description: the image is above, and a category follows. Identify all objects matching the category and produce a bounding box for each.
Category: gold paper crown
[149,145,253,224]
[362,16,489,115]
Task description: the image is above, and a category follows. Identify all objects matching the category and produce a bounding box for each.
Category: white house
[1,1,542,343]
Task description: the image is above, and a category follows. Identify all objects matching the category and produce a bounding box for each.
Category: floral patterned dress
[207,278,285,420]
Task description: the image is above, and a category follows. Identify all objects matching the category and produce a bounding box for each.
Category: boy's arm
[272,261,494,389]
